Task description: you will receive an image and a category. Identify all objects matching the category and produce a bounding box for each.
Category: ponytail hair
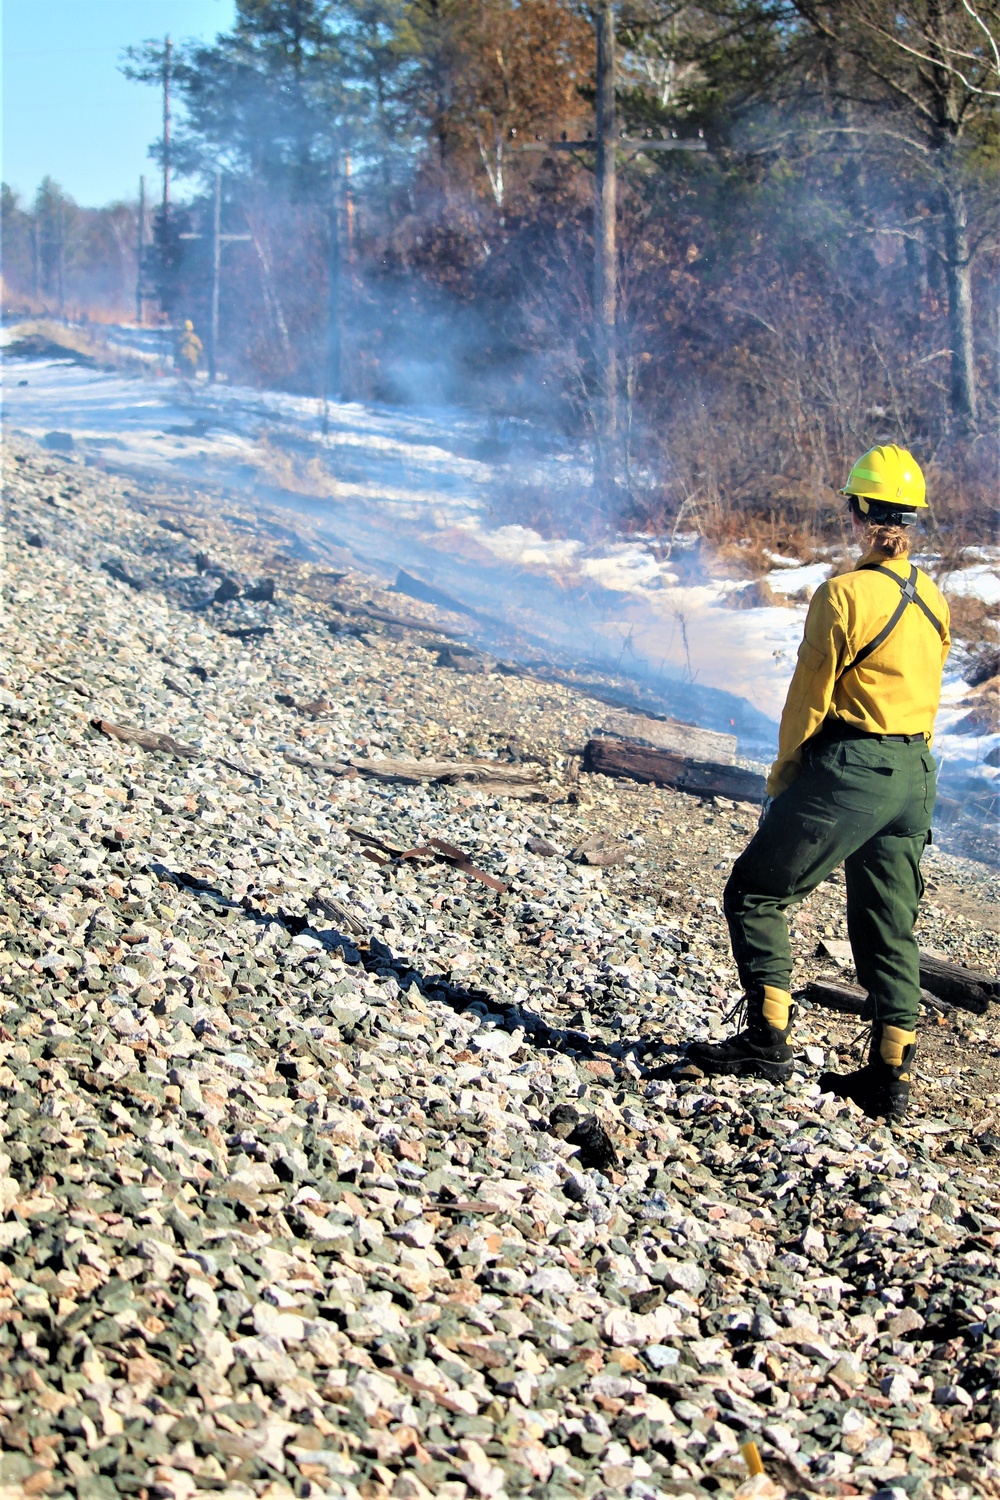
[860,521,910,558]
[849,499,912,558]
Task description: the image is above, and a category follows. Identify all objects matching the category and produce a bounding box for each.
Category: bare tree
[793,0,1000,425]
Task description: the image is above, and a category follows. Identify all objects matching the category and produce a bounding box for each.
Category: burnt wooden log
[220,625,272,641]
[918,988,955,1016]
[437,645,496,674]
[919,953,998,1015]
[244,577,276,602]
[802,978,954,1017]
[327,598,461,638]
[283,752,358,778]
[213,577,242,604]
[101,560,145,592]
[158,515,198,540]
[601,712,737,765]
[582,737,766,803]
[801,979,867,1015]
[393,569,477,618]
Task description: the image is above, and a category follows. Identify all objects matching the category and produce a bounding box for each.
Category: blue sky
[3,0,236,209]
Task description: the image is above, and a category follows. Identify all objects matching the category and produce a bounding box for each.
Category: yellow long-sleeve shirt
[768,549,951,797]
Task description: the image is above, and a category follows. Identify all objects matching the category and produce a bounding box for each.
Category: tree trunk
[941,179,977,424]
[326,156,342,402]
[903,228,929,306]
[593,0,618,507]
[208,171,221,384]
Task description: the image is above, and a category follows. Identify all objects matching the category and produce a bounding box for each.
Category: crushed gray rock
[1,433,999,1500]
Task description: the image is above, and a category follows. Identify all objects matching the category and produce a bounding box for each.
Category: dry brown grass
[491,473,605,540]
[254,433,343,500]
[1,290,139,325]
[923,454,1000,551]
[3,318,160,375]
[943,593,1000,649]
[954,678,1000,734]
[967,648,1000,687]
[704,516,827,575]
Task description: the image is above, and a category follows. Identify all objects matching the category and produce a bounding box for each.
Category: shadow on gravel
[147,861,620,1066]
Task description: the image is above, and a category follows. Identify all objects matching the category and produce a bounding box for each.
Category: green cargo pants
[725,732,936,1032]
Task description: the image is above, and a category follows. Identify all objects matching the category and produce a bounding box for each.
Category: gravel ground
[2,436,1000,1500]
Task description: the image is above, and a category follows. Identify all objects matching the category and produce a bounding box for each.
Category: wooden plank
[601,711,737,765]
[346,829,508,893]
[582,737,766,803]
[349,757,538,786]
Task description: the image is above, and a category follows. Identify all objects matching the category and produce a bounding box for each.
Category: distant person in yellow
[175,320,203,378]
[686,445,950,1121]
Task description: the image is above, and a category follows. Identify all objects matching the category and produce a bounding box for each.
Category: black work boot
[819,1023,916,1121]
[685,986,795,1083]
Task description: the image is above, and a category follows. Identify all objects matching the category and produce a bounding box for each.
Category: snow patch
[934,678,1000,779]
[579,544,666,592]
[939,565,1000,606]
[2,338,994,793]
[767,562,832,596]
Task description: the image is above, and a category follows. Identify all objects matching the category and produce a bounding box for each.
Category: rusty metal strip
[346,826,408,858]
[429,837,507,893]
[347,829,506,893]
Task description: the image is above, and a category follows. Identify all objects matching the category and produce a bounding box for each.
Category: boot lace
[723,995,748,1031]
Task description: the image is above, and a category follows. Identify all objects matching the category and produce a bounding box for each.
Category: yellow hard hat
[184,320,194,331]
[842,444,927,512]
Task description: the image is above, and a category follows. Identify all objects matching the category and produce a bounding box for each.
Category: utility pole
[56,203,65,317]
[181,173,251,383]
[31,218,40,305]
[209,171,222,383]
[136,175,146,325]
[521,6,706,508]
[344,153,355,260]
[162,36,172,222]
[594,0,617,503]
[326,153,343,403]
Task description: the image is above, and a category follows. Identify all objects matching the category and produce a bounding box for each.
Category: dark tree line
[4,0,997,538]
[1,179,138,317]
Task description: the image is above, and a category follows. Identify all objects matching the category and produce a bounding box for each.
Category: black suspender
[840,563,946,677]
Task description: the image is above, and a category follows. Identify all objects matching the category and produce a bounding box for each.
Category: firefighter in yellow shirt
[175,320,203,378]
[686,445,950,1120]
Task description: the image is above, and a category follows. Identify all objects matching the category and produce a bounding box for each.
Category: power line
[4,48,134,57]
